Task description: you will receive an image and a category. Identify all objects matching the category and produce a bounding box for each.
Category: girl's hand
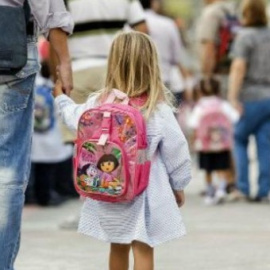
[174,190,185,208]
[53,79,64,97]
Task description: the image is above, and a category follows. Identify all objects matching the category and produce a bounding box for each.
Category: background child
[25,38,76,206]
[54,32,192,270]
[189,78,239,205]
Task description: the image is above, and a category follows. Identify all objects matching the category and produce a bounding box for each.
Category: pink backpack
[195,99,233,152]
[73,89,151,203]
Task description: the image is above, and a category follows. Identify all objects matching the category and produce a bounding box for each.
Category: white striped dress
[55,94,192,247]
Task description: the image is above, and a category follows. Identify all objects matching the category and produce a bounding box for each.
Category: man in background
[196,0,236,84]
[140,0,189,104]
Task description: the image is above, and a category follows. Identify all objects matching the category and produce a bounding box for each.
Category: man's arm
[200,41,217,79]
[128,0,148,33]
[197,7,221,78]
[28,0,74,94]
[132,21,148,33]
[49,29,73,95]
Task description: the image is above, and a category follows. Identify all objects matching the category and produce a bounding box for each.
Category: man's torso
[68,0,144,70]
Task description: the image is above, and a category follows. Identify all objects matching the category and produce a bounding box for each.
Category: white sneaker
[213,189,226,205]
[204,196,216,206]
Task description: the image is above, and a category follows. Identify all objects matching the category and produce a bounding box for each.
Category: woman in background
[228,0,270,202]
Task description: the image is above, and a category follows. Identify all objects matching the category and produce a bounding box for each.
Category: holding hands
[53,78,64,97]
[56,62,73,96]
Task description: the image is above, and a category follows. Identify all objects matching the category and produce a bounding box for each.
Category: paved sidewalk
[16,170,270,270]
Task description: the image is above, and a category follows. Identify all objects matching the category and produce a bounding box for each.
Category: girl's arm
[159,105,192,192]
[54,80,98,131]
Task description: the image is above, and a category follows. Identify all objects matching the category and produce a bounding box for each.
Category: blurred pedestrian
[28,60,74,206]
[196,0,239,90]
[228,0,270,202]
[54,32,192,270]
[189,78,239,205]
[139,0,189,105]
[0,0,73,268]
[196,0,239,191]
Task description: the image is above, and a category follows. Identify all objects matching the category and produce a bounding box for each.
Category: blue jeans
[0,39,39,270]
[234,99,270,197]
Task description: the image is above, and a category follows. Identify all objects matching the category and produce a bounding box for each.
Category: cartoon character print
[124,137,137,158]
[79,112,103,138]
[208,126,228,151]
[97,153,123,194]
[115,114,136,143]
[34,95,51,131]
[78,163,100,188]
[97,154,119,186]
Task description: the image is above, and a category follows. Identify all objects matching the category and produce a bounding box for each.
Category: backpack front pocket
[75,140,129,199]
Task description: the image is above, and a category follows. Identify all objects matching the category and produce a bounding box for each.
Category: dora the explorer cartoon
[97,154,120,188]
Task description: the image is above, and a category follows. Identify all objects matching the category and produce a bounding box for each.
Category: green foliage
[163,0,196,19]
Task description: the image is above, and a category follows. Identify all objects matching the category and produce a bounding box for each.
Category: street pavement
[16,166,270,270]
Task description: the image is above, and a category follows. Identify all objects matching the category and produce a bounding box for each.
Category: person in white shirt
[139,0,188,104]
[62,0,148,142]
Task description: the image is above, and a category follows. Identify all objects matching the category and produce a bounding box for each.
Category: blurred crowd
[25,0,270,209]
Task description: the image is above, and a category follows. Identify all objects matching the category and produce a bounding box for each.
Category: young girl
[54,32,192,270]
[189,78,239,205]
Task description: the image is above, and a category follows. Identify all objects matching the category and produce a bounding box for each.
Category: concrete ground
[16,166,270,270]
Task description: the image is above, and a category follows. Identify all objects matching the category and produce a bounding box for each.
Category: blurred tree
[163,0,194,20]
[163,0,246,21]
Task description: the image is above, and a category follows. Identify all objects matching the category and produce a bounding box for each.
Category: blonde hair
[99,31,174,118]
[241,0,268,27]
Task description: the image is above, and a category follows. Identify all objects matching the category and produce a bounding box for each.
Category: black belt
[26,21,34,36]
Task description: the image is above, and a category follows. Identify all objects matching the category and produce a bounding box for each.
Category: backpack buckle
[97,134,109,146]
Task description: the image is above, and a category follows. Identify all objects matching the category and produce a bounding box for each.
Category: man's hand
[57,61,73,96]
[49,28,73,96]
[174,190,185,208]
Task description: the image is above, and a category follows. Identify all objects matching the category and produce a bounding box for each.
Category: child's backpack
[34,83,55,133]
[73,89,151,203]
[195,99,233,152]
[215,9,240,74]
